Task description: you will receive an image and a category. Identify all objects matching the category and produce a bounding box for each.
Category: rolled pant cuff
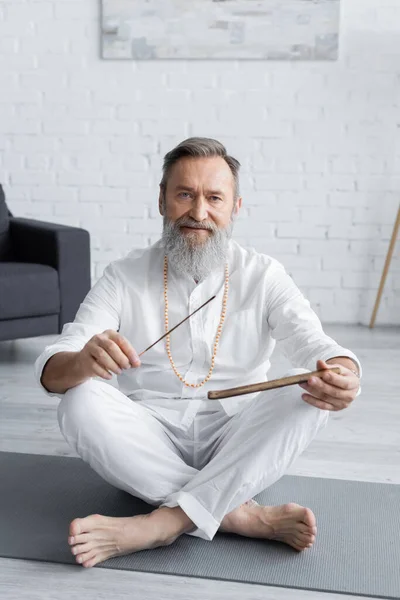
[163,491,219,541]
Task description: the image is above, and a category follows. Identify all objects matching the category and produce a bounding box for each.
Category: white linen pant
[57,369,329,541]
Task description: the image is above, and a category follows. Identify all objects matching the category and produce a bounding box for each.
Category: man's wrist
[72,351,88,383]
[326,356,360,378]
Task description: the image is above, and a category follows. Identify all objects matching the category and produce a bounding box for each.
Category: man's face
[159,156,242,244]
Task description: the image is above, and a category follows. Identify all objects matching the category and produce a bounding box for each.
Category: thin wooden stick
[138,295,216,357]
[369,203,400,328]
[207,367,341,400]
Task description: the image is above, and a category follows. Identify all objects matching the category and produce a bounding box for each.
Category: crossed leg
[58,372,328,568]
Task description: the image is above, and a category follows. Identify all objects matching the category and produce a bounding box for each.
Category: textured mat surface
[0,451,399,599]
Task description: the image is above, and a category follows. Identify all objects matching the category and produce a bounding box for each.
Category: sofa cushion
[0,185,11,259]
[0,262,60,320]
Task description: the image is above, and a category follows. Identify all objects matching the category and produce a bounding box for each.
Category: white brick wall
[0,0,399,325]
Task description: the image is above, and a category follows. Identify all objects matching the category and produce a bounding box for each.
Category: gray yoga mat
[0,451,399,599]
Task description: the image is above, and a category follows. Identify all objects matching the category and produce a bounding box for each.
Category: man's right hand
[76,330,141,381]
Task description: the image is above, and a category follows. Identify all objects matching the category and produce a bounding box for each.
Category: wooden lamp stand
[369,204,400,328]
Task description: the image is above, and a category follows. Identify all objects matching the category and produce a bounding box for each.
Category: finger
[320,369,359,391]
[316,359,333,372]
[98,338,132,370]
[302,393,336,411]
[300,377,351,401]
[106,331,141,367]
[90,346,122,375]
[91,360,113,380]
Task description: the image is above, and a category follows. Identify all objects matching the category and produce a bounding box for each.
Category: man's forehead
[169,157,234,188]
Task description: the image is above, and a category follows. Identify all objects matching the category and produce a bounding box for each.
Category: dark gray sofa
[0,184,91,341]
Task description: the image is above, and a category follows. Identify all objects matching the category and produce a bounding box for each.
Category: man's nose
[189,197,208,222]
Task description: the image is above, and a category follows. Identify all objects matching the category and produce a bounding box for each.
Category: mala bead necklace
[163,255,229,388]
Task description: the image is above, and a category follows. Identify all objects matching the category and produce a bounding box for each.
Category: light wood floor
[0,325,399,600]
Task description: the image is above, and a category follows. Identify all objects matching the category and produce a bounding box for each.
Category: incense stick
[207,367,341,400]
[138,295,216,357]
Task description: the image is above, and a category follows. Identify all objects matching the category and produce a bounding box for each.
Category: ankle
[152,506,195,543]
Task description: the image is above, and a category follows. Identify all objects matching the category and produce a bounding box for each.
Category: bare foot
[220,501,317,552]
[68,506,194,568]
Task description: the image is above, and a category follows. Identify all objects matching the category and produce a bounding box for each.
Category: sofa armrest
[9,217,91,329]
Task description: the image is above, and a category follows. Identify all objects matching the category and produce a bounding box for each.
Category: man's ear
[233,196,242,218]
[158,186,164,216]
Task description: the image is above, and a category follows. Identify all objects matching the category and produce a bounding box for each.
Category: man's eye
[179,192,191,198]
[210,196,221,202]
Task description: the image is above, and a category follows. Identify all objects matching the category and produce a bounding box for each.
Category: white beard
[161,215,234,282]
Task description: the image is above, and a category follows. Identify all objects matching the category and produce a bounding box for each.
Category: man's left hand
[299,359,360,412]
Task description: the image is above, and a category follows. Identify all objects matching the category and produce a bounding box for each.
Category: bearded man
[35,137,361,569]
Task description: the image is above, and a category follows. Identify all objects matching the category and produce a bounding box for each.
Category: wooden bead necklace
[163,255,229,388]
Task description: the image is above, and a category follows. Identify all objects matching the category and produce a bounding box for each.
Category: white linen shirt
[34,238,362,430]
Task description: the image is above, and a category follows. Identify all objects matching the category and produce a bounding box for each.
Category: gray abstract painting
[102,0,340,60]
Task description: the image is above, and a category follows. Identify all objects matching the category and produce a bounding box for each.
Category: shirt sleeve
[34,261,121,397]
[266,260,362,394]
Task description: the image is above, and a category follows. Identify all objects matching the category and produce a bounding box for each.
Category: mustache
[175,217,217,231]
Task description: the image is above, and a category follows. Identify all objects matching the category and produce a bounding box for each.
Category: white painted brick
[353,204,398,225]
[103,171,153,188]
[5,2,54,21]
[58,171,103,186]
[101,154,148,173]
[22,201,54,216]
[91,120,138,136]
[357,176,400,192]
[95,234,146,254]
[274,254,321,271]
[328,192,373,208]
[10,170,56,185]
[328,224,381,240]
[305,175,357,192]
[40,215,80,227]
[0,87,41,104]
[300,207,353,226]
[349,239,396,257]
[342,272,379,289]
[331,157,358,174]
[250,205,300,223]
[31,186,78,203]
[254,175,304,191]
[0,118,40,134]
[82,217,128,233]
[302,156,330,174]
[277,224,327,239]
[251,238,299,256]
[110,136,157,155]
[282,192,330,207]
[6,200,32,215]
[299,240,350,256]
[141,120,189,137]
[102,202,145,218]
[232,219,275,237]
[127,218,163,235]
[318,304,363,324]
[322,254,373,271]
[291,270,342,288]
[79,187,127,203]
[1,153,24,170]
[244,191,277,206]
[308,288,337,307]
[43,120,89,135]
[60,136,109,153]
[25,154,50,170]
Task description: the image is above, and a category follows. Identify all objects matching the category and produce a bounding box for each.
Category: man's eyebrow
[175,185,196,192]
[174,185,225,196]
